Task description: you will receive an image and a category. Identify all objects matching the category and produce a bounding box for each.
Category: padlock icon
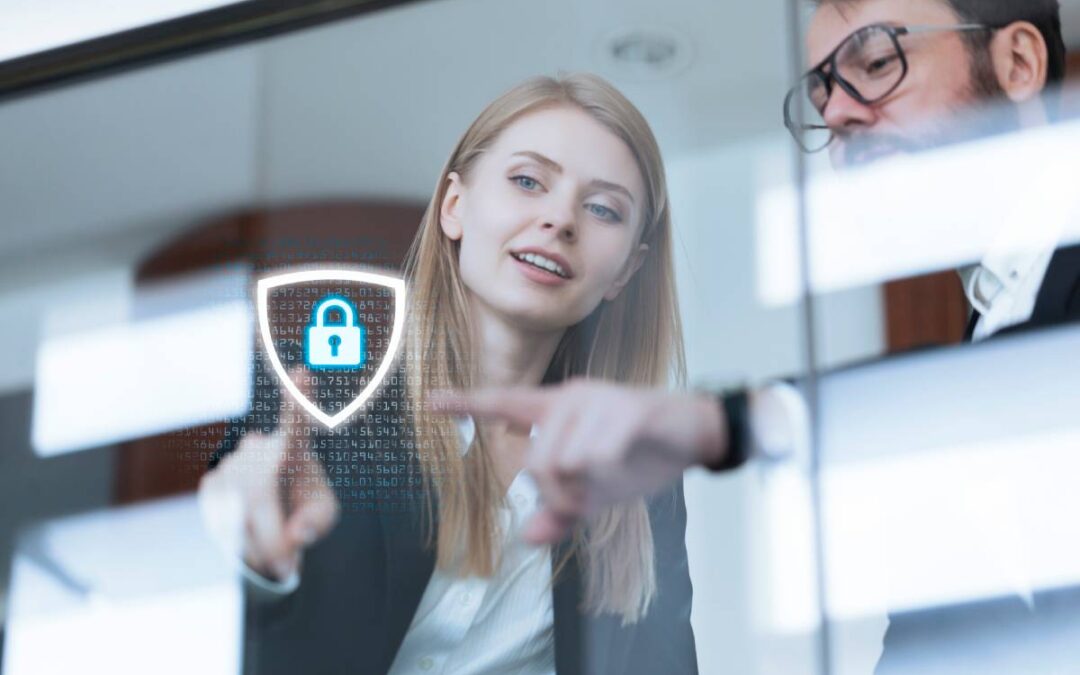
[305,295,366,370]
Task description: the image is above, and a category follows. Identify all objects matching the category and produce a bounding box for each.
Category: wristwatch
[704,388,750,472]
[702,382,807,472]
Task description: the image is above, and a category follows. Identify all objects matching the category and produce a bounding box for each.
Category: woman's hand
[431,380,727,546]
[199,371,340,583]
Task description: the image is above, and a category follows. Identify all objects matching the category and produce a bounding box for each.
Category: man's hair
[949,0,1066,86]
[815,0,1066,86]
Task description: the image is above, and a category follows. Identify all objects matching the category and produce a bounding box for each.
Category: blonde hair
[402,72,686,623]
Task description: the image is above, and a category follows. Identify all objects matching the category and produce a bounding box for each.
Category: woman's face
[440,105,649,332]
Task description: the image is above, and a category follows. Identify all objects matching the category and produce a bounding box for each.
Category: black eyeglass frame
[783,22,995,153]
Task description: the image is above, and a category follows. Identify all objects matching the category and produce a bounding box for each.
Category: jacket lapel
[963,308,981,342]
[377,507,436,672]
[994,244,1080,337]
[552,543,584,675]
[551,544,629,675]
[1029,244,1080,327]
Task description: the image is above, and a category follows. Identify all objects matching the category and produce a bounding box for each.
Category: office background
[3,1,1080,672]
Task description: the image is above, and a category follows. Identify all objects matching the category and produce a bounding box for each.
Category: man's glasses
[783,23,993,153]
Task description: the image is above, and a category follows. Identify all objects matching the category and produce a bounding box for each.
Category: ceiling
[0,0,800,393]
[0,0,791,276]
[3,0,1079,275]
[0,0,1078,393]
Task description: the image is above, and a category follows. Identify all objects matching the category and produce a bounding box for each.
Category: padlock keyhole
[328,334,342,356]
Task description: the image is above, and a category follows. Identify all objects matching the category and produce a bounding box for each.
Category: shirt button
[419,656,434,671]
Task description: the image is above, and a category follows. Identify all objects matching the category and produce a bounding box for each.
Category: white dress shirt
[959,246,1055,342]
[387,416,555,675]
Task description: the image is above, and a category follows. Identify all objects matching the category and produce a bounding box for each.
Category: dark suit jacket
[213,346,698,675]
[877,244,1080,673]
[962,244,1080,340]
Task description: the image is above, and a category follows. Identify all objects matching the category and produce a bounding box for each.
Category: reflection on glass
[28,0,1080,671]
[787,0,1080,672]
[4,497,242,675]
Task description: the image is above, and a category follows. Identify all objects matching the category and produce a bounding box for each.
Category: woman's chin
[493,303,582,333]
[467,284,590,332]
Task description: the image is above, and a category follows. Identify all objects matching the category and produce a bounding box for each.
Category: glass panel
[1,0,828,673]
[789,0,1080,672]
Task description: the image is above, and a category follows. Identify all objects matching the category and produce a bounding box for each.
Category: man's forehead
[806,0,959,64]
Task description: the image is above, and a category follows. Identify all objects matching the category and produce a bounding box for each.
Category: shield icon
[256,268,407,429]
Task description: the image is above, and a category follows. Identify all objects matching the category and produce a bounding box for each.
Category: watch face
[749,383,808,461]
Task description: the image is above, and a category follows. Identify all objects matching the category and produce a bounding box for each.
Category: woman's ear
[603,243,649,301]
[990,21,1049,104]
[439,171,465,241]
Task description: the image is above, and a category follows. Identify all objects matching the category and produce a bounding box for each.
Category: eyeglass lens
[786,25,906,152]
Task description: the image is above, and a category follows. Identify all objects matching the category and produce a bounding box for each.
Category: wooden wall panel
[883,271,969,354]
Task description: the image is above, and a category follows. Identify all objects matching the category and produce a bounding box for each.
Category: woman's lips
[511,247,574,278]
[512,255,570,286]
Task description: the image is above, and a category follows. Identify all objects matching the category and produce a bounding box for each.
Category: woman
[202,72,696,674]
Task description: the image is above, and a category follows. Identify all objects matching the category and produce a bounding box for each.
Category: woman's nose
[542,205,577,242]
[542,220,576,243]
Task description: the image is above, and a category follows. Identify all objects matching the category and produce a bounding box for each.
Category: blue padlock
[305,295,365,370]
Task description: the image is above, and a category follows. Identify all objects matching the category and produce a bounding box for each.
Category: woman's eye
[587,203,622,222]
[511,175,541,191]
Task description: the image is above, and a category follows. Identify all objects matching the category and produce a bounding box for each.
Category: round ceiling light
[598,26,694,81]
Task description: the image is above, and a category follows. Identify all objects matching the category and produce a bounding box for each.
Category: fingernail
[299,526,317,545]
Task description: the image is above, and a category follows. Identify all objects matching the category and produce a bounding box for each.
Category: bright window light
[0,0,244,63]
[756,116,1080,306]
[822,428,1080,620]
[816,325,1080,619]
[31,296,252,457]
[3,496,242,675]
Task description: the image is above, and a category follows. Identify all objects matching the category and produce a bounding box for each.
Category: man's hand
[431,380,728,546]
[199,370,340,582]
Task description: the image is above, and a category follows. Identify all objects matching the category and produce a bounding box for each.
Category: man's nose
[822,84,875,133]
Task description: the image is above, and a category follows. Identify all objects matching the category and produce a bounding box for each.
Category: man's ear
[603,243,649,302]
[439,171,465,241]
[990,21,1049,104]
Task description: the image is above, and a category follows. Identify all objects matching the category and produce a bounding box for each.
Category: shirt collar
[960,250,1043,316]
[960,209,1064,318]
[959,245,1057,342]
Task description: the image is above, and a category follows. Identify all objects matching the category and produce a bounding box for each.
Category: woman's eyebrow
[510,150,636,204]
[591,178,635,205]
[511,150,562,172]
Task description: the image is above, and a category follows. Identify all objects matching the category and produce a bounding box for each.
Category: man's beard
[838,50,1024,168]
